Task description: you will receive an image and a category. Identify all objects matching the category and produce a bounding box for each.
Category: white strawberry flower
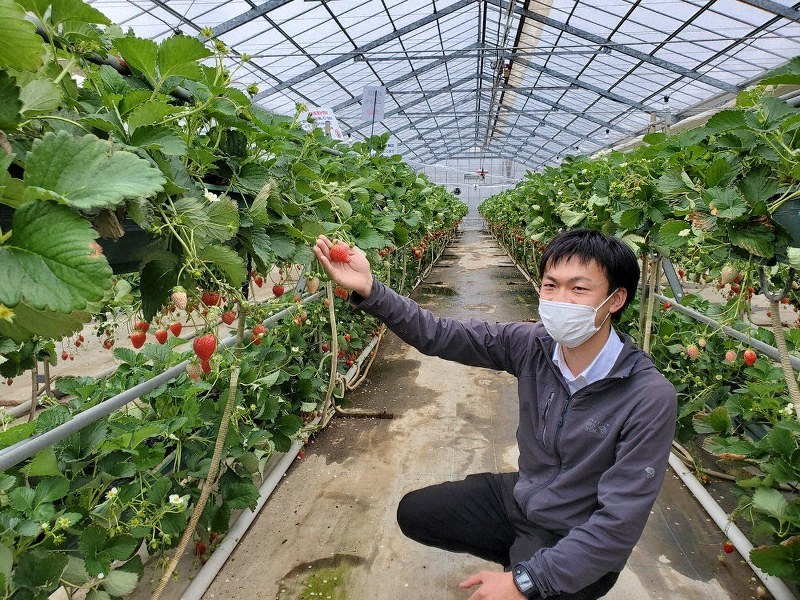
[107,487,118,499]
[204,190,219,203]
[169,494,183,506]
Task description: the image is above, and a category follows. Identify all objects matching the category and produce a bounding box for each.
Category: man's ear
[610,288,627,315]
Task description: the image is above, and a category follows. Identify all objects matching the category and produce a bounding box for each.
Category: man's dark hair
[538,229,640,321]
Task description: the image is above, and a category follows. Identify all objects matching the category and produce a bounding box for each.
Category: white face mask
[538,290,619,349]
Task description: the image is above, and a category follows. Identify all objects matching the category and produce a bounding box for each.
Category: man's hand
[459,571,525,600]
[313,235,373,298]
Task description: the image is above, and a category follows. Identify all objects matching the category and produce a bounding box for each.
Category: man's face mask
[538,290,619,348]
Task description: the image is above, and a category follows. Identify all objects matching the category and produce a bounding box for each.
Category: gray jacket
[351,277,677,596]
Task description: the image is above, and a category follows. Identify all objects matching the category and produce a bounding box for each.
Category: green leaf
[24,132,165,210]
[0,71,21,130]
[331,195,352,219]
[0,0,44,72]
[0,421,35,450]
[704,158,738,189]
[126,100,179,134]
[35,405,71,434]
[61,557,91,587]
[703,109,746,134]
[0,302,91,343]
[267,233,296,261]
[740,167,778,205]
[157,35,211,81]
[203,197,239,243]
[113,37,158,87]
[276,414,303,437]
[13,549,67,590]
[197,244,246,286]
[21,447,61,477]
[219,478,260,511]
[0,201,112,312]
[760,56,800,85]
[751,539,800,579]
[728,223,775,258]
[705,187,746,219]
[80,526,138,577]
[657,169,695,195]
[752,487,787,518]
[692,406,732,434]
[654,220,692,249]
[34,477,69,503]
[139,251,179,323]
[130,125,187,156]
[18,0,110,25]
[0,543,12,595]
[616,208,644,230]
[787,247,800,270]
[18,78,62,116]
[355,227,388,249]
[101,569,139,596]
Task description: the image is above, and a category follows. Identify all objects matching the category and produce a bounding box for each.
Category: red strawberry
[169,321,183,337]
[725,350,737,364]
[130,331,147,349]
[743,349,757,366]
[103,339,114,350]
[344,333,351,343]
[677,268,685,278]
[202,291,220,307]
[321,342,329,353]
[293,294,302,303]
[61,351,68,361]
[254,275,264,288]
[272,284,284,298]
[78,334,84,342]
[200,359,212,374]
[329,242,351,263]
[75,339,82,348]
[723,541,735,554]
[155,329,168,345]
[134,320,150,333]
[186,362,202,381]
[171,288,188,310]
[222,311,236,325]
[251,323,266,345]
[193,333,216,361]
[195,541,206,557]
[686,345,700,360]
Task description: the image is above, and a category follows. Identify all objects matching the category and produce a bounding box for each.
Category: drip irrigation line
[0,291,325,473]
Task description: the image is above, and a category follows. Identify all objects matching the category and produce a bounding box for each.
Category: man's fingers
[458,573,484,588]
[312,244,333,273]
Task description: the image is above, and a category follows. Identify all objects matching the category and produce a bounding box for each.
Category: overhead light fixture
[604,128,610,139]
[663,95,670,108]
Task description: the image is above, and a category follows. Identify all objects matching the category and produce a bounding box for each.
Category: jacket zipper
[540,392,555,442]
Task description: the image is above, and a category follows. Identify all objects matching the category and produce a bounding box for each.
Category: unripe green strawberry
[186,361,202,381]
[172,287,188,310]
[720,265,738,285]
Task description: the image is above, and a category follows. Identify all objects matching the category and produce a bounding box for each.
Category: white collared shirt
[552,327,624,395]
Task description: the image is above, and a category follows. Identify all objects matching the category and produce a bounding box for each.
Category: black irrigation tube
[0,291,325,472]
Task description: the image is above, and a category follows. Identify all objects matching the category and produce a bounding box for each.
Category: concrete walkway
[204,228,768,600]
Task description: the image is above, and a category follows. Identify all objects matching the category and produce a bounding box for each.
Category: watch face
[513,566,535,593]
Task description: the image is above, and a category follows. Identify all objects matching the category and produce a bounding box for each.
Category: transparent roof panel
[90,0,800,169]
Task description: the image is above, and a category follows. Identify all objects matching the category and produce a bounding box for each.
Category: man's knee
[396,489,425,538]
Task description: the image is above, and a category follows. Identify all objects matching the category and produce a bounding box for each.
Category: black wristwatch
[512,563,541,599]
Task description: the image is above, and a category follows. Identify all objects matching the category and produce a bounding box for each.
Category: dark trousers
[396,472,620,599]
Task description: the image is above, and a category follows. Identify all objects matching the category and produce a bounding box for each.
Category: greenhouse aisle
[203,228,765,600]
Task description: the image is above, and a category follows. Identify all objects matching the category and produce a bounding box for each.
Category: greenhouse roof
[90,0,800,169]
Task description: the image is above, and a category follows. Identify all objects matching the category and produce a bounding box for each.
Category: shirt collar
[552,326,625,394]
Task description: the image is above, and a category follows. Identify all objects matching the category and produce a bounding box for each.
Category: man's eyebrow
[542,274,595,283]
